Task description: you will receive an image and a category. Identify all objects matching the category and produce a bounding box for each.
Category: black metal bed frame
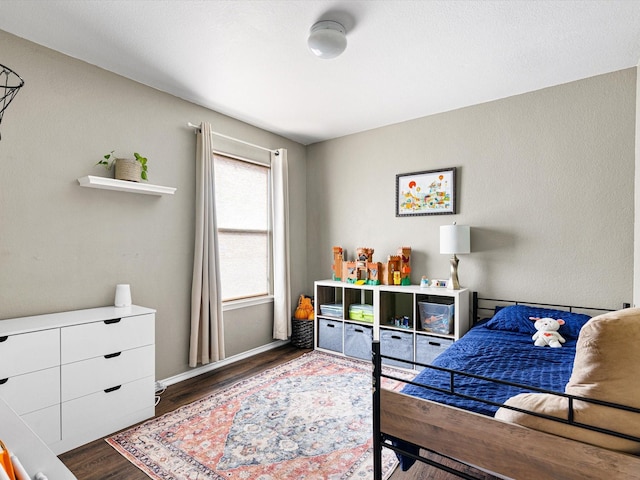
[372,294,636,480]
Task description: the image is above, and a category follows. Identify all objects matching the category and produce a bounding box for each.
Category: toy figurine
[332,246,343,281]
[332,245,412,286]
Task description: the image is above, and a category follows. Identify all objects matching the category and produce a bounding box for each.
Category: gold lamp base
[448,254,461,290]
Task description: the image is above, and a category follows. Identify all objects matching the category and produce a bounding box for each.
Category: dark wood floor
[59,344,491,479]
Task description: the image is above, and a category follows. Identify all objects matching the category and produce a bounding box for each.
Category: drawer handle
[326,324,335,328]
[104,352,122,359]
[104,318,122,325]
[0,336,7,343]
[355,328,364,333]
[0,378,8,385]
[428,341,441,347]
[104,385,122,393]
[391,335,402,340]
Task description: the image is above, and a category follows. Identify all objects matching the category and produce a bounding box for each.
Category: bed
[372,294,640,480]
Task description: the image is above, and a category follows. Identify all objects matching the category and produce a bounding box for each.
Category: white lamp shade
[440,224,471,255]
[308,21,347,59]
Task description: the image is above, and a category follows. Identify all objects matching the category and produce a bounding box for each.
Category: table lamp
[440,223,471,290]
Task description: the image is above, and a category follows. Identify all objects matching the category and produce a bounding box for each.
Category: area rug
[106,350,415,480]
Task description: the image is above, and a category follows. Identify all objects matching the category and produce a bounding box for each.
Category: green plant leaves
[133,152,149,180]
[97,151,149,180]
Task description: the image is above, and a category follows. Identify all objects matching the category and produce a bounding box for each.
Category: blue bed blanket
[401,325,578,416]
[394,304,592,470]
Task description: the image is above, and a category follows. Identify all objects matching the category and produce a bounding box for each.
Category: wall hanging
[0,64,25,141]
[396,167,457,216]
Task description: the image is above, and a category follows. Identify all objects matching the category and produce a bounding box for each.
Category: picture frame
[396,167,456,216]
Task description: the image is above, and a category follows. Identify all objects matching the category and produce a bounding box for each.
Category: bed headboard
[471,291,630,324]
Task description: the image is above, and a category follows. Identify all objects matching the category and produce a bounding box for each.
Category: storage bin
[320,303,343,317]
[343,323,373,360]
[380,329,414,369]
[318,319,343,353]
[418,301,454,334]
[415,334,453,369]
[348,304,374,322]
[291,318,314,348]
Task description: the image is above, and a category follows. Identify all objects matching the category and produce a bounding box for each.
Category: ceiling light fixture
[308,20,347,59]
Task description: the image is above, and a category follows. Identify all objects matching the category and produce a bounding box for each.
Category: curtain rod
[187,122,278,154]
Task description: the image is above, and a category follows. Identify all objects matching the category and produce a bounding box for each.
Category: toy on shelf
[344,247,380,285]
[380,247,411,285]
[331,246,412,285]
[389,315,411,329]
[332,246,344,281]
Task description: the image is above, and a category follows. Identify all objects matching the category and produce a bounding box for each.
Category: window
[213,153,271,301]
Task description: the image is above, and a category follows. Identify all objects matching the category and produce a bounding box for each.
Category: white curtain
[189,122,225,367]
[271,148,291,340]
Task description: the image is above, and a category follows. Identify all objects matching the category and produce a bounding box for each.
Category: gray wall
[0,30,308,379]
[307,69,635,310]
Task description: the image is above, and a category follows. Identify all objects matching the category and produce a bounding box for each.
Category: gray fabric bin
[416,334,453,369]
[380,329,414,369]
[343,323,373,360]
[318,319,343,353]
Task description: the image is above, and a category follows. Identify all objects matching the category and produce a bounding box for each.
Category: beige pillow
[494,308,640,453]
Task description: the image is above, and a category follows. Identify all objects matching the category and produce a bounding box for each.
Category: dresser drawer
[22,403,61,445]
[0,329,60,378]
[61,313,155,363]
[61,345,154,402]
[62,376,154,441]
[0,366,60,415]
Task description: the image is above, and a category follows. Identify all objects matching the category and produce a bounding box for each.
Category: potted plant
[96,151,148,182]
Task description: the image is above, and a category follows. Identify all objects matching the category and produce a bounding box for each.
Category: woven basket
[115,158,142,182]
[291,318,314,349]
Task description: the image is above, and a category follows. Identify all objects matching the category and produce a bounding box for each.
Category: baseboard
[157,339,291,387]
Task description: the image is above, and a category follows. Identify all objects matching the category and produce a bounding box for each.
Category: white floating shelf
[77,175,176,196]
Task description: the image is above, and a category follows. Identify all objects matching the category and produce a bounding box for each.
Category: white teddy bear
[529,316,566,348]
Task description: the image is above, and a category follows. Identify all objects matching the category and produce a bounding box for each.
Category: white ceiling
[1,1,640,145]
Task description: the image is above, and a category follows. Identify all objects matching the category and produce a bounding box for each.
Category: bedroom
[0,1,638,478]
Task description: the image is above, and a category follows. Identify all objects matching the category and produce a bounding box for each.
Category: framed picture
[396,167,456,216]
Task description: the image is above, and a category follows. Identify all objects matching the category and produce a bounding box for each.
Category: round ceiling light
[308,20,347,59]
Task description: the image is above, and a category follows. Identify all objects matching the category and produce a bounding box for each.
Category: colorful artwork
[396,168,456,216]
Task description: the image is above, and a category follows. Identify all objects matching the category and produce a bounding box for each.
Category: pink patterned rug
[107,350,414,479]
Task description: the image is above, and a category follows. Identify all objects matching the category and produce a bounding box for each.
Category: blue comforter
[394,303,593,471]
[401,324,578,416]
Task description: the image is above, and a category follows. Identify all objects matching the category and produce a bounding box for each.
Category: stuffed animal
[529,316,566,348]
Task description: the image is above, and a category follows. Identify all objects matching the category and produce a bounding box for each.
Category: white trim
[223,295,274,311]
[158,339,290,386]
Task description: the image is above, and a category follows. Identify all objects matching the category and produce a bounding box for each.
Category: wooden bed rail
[372,340,640,480]
[379,388,640,480]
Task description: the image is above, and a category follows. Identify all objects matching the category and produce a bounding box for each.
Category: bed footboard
[372,341,640,480]
[380,389,640,479]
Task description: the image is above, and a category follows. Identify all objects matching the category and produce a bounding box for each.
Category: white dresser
[0,305,155,454]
